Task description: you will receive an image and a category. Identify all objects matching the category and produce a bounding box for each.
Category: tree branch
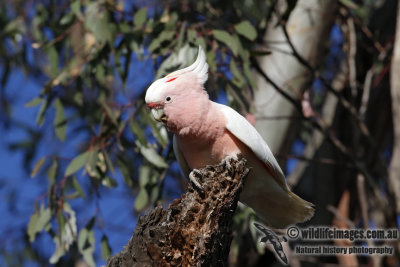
[106,157,249,267]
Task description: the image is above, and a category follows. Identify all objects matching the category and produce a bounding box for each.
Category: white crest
[166,46,209,85]
[145,46,209,104]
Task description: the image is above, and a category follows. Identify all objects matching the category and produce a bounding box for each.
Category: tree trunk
[106,157,249,267]
[254,0,337,154]
[389,0,400,214]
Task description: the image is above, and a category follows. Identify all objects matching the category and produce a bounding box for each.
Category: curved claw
[189,169,204,191]
[222,155,239,176]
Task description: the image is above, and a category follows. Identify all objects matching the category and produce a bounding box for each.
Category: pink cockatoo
[145,47,314,228]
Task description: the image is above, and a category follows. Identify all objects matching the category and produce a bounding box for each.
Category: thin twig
[347,17,358,98]
[359,67,374,119]
[280,23,389,180]
[357,174,382,267]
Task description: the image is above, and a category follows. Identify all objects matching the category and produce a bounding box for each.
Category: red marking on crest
[166,77,177,83]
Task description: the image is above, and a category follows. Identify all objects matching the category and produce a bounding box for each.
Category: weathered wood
[106,157,249,267]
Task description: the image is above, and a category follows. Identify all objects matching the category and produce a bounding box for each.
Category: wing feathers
[173,135,190,178]
[218,103,286,184]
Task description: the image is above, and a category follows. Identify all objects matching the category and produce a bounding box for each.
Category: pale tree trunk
[389,1,400,214]
[254,0,337,154]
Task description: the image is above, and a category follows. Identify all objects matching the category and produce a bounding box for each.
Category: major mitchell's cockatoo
[145,47,314,228]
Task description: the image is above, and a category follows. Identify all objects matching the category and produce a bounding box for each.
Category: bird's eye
[165,96,172,103]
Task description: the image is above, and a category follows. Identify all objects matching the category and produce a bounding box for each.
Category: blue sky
[0,49,158,266]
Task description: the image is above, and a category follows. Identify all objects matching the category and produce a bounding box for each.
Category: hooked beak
[147,103,168,123]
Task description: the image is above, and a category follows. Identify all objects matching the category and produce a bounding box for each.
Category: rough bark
[106,157,249,267]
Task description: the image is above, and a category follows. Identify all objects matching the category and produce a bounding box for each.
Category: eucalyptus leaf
[117,158,133,187]
[101,235,112,260]
[135,189,149,211]
[148,31,175,52]
[53,98,66,141]
[50,204,77,263]
[78,228,95,267]
[72,177,85,199]
[47,159,57,185]
[27,205,51,242]
[135,141,168,168]
[31,157,46,178]
[129,117,147,144]
[36,97,50,126]
[65,151,90,177]
[213,30,239,56]
[48,47,59,78]
[234,21,257,41]
[230,59,245,87]
[25,97,43,108]
[84,2,112,45]
[134,7,147,28]
[103,151,115,175]
[139,165,150,187]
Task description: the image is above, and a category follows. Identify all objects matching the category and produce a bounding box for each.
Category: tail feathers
[286,191,315,224]
[253,191,314,229]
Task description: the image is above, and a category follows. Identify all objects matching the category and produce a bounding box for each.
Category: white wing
[217,103,287,187]
[173,135,190,178]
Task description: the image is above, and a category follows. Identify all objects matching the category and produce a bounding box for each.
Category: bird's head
[145,46,209,128]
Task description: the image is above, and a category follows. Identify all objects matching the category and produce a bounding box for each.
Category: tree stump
[106,157,249,267]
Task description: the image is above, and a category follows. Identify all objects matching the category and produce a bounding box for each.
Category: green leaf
[27,205,51,242]
[71,0,82,18]
[27,211,39,242]
[48,47,59,78]
[134,7,147,28]
[101,235,112,260]
[243,60,256,88]
[150,184,160,203]
[51,203,77,264]
[155,44,197,79]
[129,117,147,144]
[101,101,118,125]
[230,59,245,87]
[187,29,197,44]
[139,165,150,187]
[213,30,239,56]
[135,189,149,211]
[65,151,90,177]
[31,157,46,178]
[60,12,74,25]
[207,50,217,72]
[36,97,50,126]
[103,151,115,175]
[117,158,133,187]
[234,21,257,41]
[53,98,67,141]
[48,159,58,185]
[72,177,85,199]
[176,22,186,50]
[135,141,168,168]
[78,228,95,267]
[84,2,112,45]
[25,97,43,108]
[148,31,175,52]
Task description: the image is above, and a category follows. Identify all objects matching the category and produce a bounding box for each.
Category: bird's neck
[167,97,224,141]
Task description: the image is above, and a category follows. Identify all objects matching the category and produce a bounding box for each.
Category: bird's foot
[222,155,238,176]
[189,169,204,191]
